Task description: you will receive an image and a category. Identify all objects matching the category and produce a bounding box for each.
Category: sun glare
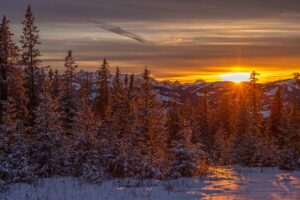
[220,72,250,83]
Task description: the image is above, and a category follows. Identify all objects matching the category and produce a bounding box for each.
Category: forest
[0,5,300,186]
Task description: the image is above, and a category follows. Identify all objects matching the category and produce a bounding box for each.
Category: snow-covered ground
[1,167,299,200]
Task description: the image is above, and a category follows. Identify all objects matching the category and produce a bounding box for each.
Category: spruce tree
[100,68,131,177]
[191,92,212,154]
[0,16,19,122]
[214,93,235,164]
[20,5,41,126]
[293,72,300,87]
[267,87,285,147]
[232,90,257,166]
[135,68,166,178]
[166,102,207,177]
[58,50,81,176]
[73,73,102,180]
[31,68,61,177]
[95,58,110,119]
[248,71,263,135]
[50,69,60,99]
[166,102,185,148]
[59,50,78,136]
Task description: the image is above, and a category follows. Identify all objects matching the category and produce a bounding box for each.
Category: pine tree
[166,102,185,148]
[191,92,212,154]
[59,50,77,136]
[72,73,102,180]
[288,97,300,155]
[0,16,19,122]
[95,58,110,119]
[293,72,300,87]
[0,68,32,182]
[49,69,60,99]
[4,67,28,133]
[232,90,258,166]
[213,93,235,164]
[6,133,33,183]
[110,67,124,136]
[267,87,285,147]
[29,68,62,178]
[278,97,300,169]
[248,71,263,135]
[135,68,167,178]
[120,73,139,177]
[20,5,41,126]
[99,68,131,177]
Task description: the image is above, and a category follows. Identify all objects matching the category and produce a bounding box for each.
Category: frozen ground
[1,166,299,200]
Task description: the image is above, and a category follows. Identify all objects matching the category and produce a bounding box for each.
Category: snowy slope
[2,167,299,200]
[73,71,300,113]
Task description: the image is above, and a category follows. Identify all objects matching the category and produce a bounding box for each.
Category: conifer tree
[214,93,235,164]
[191,92,212,154]
[267,87,285,147]
[0,16,19,122]
[4,67,28,133]
[77,74,101,177]
[288,97,300,155]
[57,50,79,176]
[232,90,256,166]
[50,69,60,99]
[248,71,263,135]
[59,50,78,136]
[0,67,31,182]
[111,67,127,138]
[166,102,207,177]
[100,68,131,177]
[293,72,300,86]
[277,97,300,169]
[76,74,102,181]
[166,102,183,147]
[95,58,110,119]
[135,68,166,178]
[31,68,61,177]
[121,73,139,177]
[20,5,41,126]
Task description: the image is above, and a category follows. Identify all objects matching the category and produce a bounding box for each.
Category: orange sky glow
[2,0,300,83]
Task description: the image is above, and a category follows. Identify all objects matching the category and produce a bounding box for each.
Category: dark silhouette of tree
[20,5,41,126]
[95,58,111,119]
[0,16,19,122]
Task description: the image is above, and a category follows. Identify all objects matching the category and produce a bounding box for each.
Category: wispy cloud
[90,20,152,45]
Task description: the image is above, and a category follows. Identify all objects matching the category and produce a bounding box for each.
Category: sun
[220,72,250,83]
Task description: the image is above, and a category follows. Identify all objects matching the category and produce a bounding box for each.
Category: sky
[1,0,300,82]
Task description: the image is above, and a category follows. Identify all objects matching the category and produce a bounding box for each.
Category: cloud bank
[1,0,300,81]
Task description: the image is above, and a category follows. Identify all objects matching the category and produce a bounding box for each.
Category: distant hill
[74,70,300,118]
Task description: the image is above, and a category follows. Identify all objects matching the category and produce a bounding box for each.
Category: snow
[261,110,270,118]
[195,91,215,97]
[196,92,205,97]
[72,82,81,90]
[265,87,278,96]
[275,79,295,86]
[191,83,210,93]
[211,82,227,88]
[160,95,173,102]
[287,85,294,92]
[2,167,299,200]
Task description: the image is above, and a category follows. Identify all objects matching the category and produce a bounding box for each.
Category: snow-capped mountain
[74,70,300,111]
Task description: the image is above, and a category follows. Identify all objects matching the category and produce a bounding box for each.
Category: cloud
[3,0,300,82]
[90,20,152,45]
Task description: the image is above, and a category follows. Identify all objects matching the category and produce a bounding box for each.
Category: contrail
[91,20,151,44]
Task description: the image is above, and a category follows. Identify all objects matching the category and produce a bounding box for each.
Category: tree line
[0,5,299,184]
